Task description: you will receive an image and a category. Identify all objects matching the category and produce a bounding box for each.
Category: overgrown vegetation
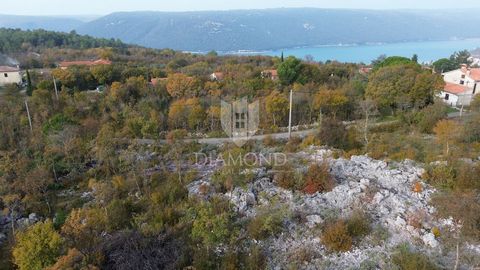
[0,28,478,269]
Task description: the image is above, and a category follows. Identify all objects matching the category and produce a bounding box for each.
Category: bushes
[432,192,480,241]
[303,163,335,194]
[273,164,297,190]
[301,134,321,148]
[247,206,286,240]
[346,211,371,238]
[400,103,448,133]
[423,161,480,191]
[166,129,187,143]
[422,164,455,190]
[284,136,302,153]
[317,118,348,149]
[321,220,353,252]
[191,198,234,247]
[322,211,371,252]
[463,113,480,143]
[391,244,439,270]
[244,245,267,270]
[247,214,284,240]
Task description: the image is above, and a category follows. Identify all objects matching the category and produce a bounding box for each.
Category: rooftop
[0,66,20,72]
[59,59,112,68]
[443,82,469,95]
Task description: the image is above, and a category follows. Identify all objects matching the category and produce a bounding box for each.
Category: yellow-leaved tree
[433,119,461,156]
[13,220,64,270]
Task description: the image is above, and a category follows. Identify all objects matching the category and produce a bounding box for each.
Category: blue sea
[228,39,480,64]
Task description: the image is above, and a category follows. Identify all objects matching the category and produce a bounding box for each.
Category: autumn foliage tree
[314,89,349,119]
[366,64,443,113]
[13,220,64,270]
[265,91,289,127]
[166,73,198,98]
[433,119,461,156]
[61,208,108,262]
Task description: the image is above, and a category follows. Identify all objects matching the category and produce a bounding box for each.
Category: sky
[3,0,480,16]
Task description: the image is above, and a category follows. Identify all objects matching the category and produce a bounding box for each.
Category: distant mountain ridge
[0,14,85,32]
[75,8,480,52]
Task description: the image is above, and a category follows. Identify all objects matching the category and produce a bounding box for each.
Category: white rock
[395,216,407,227]
[306,215,323,228]
[28,213,38,222]
[422,233,439,248]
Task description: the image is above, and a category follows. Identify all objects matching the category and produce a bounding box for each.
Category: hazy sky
[3,0,480,16]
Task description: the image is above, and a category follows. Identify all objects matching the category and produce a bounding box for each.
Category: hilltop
[2,9,480,52]
[75,8,480,51]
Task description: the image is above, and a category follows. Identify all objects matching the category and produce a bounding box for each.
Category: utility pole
[288,89,293,139]
[25,100,32,132]
[53,76,59,100]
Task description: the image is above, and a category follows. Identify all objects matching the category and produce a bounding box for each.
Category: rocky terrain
[188,147,480,269]
[2,145,479,268]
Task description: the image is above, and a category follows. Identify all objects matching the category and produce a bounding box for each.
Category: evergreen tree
[412,54,418,63]
[26,69,33,96]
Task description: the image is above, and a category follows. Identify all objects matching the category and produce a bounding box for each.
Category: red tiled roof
[150,77,168,85]
[211,72,224,80]
[359,67,372,74]
[59,59,112,68]
[263,69,278,76]
[469,69,480,81]
[443,82,468,95]
[0,66,20,72]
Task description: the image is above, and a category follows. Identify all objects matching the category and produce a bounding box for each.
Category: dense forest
[0,29,479,269]
[0,28,127,53]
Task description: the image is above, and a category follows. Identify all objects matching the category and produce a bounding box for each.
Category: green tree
[366,64,440,112]
[277,56,303,85]
[91,64,119,85]
[450,50,472,66]
[410,72,444,108]
[432,58,457,73]
[191,199,233,248]
[373,56,417,70]
[26,69,33,96]
[412,54,419,63]
[13,220,64,270]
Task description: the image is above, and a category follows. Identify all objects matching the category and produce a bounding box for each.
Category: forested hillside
[76,8,480,51]
[0,28,127,53]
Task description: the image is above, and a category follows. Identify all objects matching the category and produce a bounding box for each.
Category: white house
[0,66,22,86]
[209,72,224,81]
[438,65,480,107]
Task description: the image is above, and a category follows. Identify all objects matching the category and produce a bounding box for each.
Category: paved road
[136,128,318,145]
[134,111,470,146]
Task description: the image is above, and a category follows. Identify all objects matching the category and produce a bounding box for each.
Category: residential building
[261,69,279,80]
[359,67,372,75]
[210,72,224,81]
[0,66,22,86]
[150,77,168,86]
[439,65,480,107]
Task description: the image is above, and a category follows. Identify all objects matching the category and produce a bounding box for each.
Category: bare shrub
[321,220,353,252]
[303,162,335,194]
